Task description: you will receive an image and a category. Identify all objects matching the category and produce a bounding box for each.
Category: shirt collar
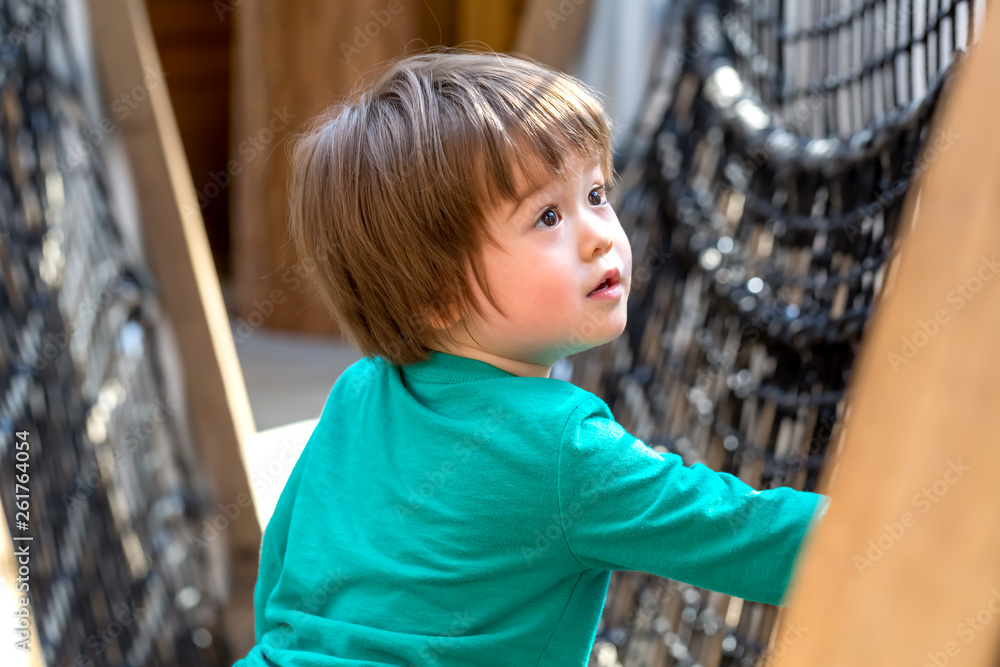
[399,350,514,383]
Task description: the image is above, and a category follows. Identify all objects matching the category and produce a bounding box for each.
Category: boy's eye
[535,208,559,229]
[533,185,608,229]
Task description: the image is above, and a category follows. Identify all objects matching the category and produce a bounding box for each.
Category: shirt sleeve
[557,398,831,606]
[253,439,311,642]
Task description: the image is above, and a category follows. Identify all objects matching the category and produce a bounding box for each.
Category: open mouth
[588,267,621,296]
[591,279,612,293]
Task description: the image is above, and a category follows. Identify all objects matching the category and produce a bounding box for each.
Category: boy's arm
[557,400,830,606]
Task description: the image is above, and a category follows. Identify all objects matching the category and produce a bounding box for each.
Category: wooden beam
[87,0,259,657]
[772,5,1000,666]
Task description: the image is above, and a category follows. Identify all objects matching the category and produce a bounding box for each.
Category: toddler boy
[235,48,831,667]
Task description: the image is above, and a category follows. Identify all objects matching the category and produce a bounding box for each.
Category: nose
[593,238,613,259]
[580,212,614,260]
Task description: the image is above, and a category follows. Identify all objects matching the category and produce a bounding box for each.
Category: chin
[608,309,628,337]
[590,324,627,351]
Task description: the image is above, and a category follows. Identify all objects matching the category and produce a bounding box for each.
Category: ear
[422,276,467,331]
[423,301,460,331]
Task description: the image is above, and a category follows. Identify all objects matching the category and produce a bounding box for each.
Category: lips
[588,267,621,296]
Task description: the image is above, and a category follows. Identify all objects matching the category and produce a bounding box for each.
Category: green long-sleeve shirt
[235,351,830,666]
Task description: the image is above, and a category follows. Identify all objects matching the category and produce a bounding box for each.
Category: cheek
[504,263,579,319]
[613,224,633,271]
[532,267,580,310]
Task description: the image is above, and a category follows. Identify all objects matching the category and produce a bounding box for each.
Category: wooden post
[87,0,260,657]
[772,5,1000,666]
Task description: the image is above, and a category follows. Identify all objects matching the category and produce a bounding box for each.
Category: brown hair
[287,48,614,366]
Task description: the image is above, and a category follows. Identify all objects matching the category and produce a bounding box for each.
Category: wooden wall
[144,0,536,335]
[230,0,524,337]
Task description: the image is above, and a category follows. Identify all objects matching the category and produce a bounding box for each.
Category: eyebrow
[505,160,604,223]
[507,180,555,222]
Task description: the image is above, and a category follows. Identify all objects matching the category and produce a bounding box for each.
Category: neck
[427,342,554,378]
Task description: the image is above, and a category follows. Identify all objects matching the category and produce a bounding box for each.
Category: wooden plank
[513,0,594,72]
[231,0,424,337]
[772,5,1000,666]
[456,0,524,52]
[230,0,529,338]
[87,0,260,657]
[144,0,233,37]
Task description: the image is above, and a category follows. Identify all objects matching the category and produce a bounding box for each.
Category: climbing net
[572,0,986,665]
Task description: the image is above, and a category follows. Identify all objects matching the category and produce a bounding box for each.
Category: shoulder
[500,377,616,433]
[339,354,388,385]
[312,355,388,423]
[556,389,639,458]
[331,354,389,394]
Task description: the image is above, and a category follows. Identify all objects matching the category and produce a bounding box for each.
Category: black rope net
[567,0,987,665]
[0,1,229,665]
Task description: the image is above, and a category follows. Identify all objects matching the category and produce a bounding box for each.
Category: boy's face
[431,151,633,378]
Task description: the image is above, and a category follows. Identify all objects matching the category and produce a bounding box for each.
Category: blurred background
[0,0,995,666]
